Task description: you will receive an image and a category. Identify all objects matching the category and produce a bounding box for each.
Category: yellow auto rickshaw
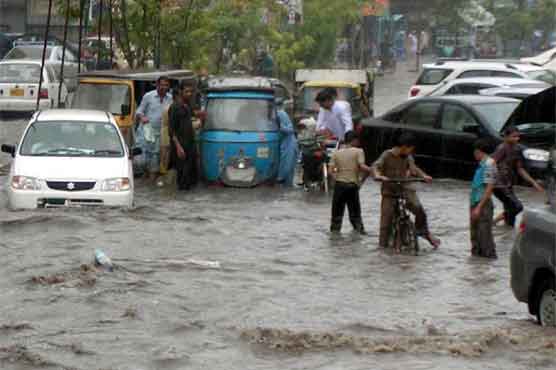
[293,69,375,129]
[71,69,197,145]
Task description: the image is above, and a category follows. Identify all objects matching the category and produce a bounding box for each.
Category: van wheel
[536,278,556,327]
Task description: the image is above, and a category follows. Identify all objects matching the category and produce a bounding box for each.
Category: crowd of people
[315,88,542,259]
[133,78,541,259]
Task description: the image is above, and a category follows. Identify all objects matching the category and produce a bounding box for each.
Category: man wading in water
[328,131,372,234]
[169,84,198,190]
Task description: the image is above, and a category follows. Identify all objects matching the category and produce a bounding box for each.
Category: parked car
[510,206,556,326]
[0,109,140,209]
[3,45,84,91]
[426,77,549,97]
[360,94,552,180]
[521,46,556,66]
[409,60,556,98]
[0,60,69,113]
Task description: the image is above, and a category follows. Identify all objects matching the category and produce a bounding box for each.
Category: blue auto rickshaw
[200,77,280,187]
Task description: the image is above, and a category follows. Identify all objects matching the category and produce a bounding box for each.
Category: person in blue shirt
[277,107,298,187]
[470,139,498,259]
[135,76,172,182]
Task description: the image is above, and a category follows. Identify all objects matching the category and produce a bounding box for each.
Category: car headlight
[522,148,550,162]
[11,176,41,190]
[101,178,131,192]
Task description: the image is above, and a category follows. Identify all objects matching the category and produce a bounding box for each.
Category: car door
[438,102,483,178]
[398,100,443,174]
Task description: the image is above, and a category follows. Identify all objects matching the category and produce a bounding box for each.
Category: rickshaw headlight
[257,146,270,159]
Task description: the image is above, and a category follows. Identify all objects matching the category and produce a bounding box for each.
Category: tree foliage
[54,0,556,73]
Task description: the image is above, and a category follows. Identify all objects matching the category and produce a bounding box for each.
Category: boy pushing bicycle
[371,133,441,249]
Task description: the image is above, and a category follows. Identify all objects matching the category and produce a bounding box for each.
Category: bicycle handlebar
[376,177,426,183]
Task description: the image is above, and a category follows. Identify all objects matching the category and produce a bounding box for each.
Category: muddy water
[1,74,555,369]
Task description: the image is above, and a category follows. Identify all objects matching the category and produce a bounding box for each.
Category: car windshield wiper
[38,148,90,156]
[93,149,122,156]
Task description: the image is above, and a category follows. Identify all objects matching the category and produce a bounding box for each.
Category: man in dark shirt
[492,126,544,227]
[169,84,197,190]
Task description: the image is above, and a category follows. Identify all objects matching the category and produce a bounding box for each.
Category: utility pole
[78,0,86,73]
[58,0,71,107]
[37,0,53,111]
[97,0,103,70]
[155,0,161,69]
[109,0,113,68]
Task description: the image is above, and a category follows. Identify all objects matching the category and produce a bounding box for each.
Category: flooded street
[1,69,555,370]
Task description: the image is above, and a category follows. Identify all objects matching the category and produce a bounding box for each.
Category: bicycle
[381,178,425,255]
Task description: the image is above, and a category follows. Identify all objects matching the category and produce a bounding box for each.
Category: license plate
[257,147,269,159]
[10,88,24,97]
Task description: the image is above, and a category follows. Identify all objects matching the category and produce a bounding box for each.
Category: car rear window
[4,47,51,60]
[0,63,42,83]
[416,68,453,85]
[473,102,520,132]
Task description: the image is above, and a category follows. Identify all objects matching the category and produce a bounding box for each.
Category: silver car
[510,189,556,326]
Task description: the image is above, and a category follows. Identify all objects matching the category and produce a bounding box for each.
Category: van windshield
[205,98,277,131]
[302,87,353,112]
[72,83,131,115]
[20,121,124,157]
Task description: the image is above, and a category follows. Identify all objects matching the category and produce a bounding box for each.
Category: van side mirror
[121,104,131,116]
[131,147,142,157]
[1,144,16,157]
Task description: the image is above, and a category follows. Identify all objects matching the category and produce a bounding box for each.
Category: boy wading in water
[328,131,372,234]
[470,139,498,259]
[371,133,441,249]
[492,126,544,227]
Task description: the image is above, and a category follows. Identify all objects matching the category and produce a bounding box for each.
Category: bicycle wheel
[407,221,419,256]
[391,219,402,253]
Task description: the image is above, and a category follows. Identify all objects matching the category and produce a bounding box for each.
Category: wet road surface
[1,67,555,370]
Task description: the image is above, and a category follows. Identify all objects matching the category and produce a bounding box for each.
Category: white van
[1,109,141,209]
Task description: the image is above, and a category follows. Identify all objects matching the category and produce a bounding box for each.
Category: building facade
[1,0,76,38]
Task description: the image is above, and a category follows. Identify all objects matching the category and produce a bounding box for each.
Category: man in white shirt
[315,88,353,140]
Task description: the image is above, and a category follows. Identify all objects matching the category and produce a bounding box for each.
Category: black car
[360,94,553,180]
